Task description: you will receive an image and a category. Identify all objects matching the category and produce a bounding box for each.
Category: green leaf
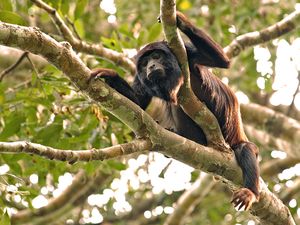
[0,113,25,140]
[0,10,26,25]
[45,0,60,9]
[107,160,127,171]
[84,162,99,175]
[0,0,13,11]
[31,71,38,87]
[0,83,4,106]
[34,117,63,146]
[101,36,121,51]
[0,210,11,225]
[74,0,88,21]
[8,161,23,175]
[60,1,69,15]
[137,30,146,46]
[147,22,162,42]
[74,19,85,38]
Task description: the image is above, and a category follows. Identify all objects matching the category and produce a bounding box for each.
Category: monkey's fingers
[231,188,257,211]
[231,197,244,209]
[91,68,118,78]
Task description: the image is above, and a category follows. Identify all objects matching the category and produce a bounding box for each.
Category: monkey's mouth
[147,68,165,81]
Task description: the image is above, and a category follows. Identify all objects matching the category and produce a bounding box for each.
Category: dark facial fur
[136,46,182,104]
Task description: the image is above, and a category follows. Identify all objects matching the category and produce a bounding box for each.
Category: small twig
[0,51,29,81]
[280,176,300,203]
[224,9,300,58]
[65,17,82,40]
[31,0,136,74]
[25,53,39,76]
[164,174,216,225]
[0,140,151,163]
[241,103,300,150]
[74,204,85,224]
[159,159,172,177]
[261,157,300,177]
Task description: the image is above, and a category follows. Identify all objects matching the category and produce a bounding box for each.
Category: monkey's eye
[140,59,148,67]
[151,52,161,59]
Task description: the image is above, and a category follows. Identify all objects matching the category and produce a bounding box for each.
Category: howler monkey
[91,12,260,210]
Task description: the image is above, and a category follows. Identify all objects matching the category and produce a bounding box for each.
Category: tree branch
[105,193,166,223]
[241,103,300,156]
[0,51,29,81]
[224,8,300,58]
[261,157,300,177]
[0,46,47,72]
[12,170,109,224]
[164,174,216,225]
[280,176,300,204]
[244,125,294,154]
[31,0,136,74]
[0,140,151,163]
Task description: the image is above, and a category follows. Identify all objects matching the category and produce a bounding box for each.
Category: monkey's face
[138,51,166,82]
[137,50,183,104]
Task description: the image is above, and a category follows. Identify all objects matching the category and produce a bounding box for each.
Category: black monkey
[91,12,260,210]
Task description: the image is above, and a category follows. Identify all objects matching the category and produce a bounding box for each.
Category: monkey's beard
[147,68,165,81]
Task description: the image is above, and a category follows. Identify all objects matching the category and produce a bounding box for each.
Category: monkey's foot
[231,188,258,211]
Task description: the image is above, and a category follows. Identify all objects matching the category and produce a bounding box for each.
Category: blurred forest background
[0,0,300,224]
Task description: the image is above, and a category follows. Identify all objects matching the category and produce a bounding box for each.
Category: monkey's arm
[232,142,260,210]
[176,12,230,68]
[91,68,152,110]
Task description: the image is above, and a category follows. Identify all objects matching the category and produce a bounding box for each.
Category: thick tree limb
[105,193,166,223]
[224,8,300,58]
[31,0,136,74]
[11,170,87,224]
[0,21,295,225]
[244,125,294,154]
[164,174,216,225]
[160,0,228,150]
[280,177,300,204]
[0,140,151,163]
[12,170,109,225]
[241,103,300,156]
[261,157,300,177]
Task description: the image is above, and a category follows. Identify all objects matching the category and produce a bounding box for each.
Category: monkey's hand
[231,188,259,211]
[90,68,119,85]
[90,68,140,105]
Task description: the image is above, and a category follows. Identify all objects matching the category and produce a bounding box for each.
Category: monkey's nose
[149,64,156,71]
